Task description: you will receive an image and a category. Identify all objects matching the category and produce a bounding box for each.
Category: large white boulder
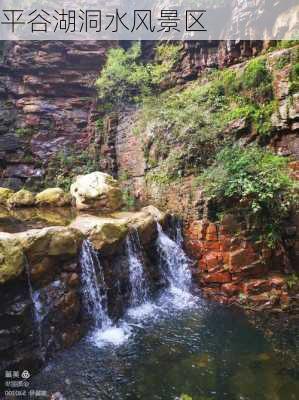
[70,172,123,212]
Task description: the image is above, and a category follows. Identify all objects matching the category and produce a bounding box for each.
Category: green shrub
[275,55,290,70]
[122,188,136,209]
[198,145,298,246]
[96,43,151,105]
[286,274,299,289]
[15,127,32,137]
[45,148,99,191]
[290,62,299,94]
[242,58,272,90]
[277,40,299,49]
[96,42,181,106]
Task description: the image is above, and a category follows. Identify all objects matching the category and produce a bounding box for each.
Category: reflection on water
[31,297,299,400]
[0,206,76,232]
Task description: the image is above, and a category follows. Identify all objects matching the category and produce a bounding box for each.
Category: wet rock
[229,248,258,271]
[70,215,128,254]
[0,187,14,205]
[112,206,166,245]
[141,205,166,224]
[0,233,24,283]
[112,210,157,246]
[70,171,123,211]
[221,282,241,296]
[36,188,71,207]
[70,206,166,253]
[204,271,232,284]
[0,134,22,152]
[16,226,83,261]
[0,227,83,286]
[7,189,36,208]
[67,273,80,288]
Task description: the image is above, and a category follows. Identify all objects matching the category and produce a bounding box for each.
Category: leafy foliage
[286,274,299,289]
[15,127,32,137]
[290,62,299,94]
[198,146,298,246]
[242,58,271,90]
[134,54,279,187]
[96,42,181,106]
[45,148,99,191]
[275,55,291,70]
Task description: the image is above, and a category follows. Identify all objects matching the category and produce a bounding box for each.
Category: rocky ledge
[0,171,169,376]
[0,205,166,284]
[0,201,167,376]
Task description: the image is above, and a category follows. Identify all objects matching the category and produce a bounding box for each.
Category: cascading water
[156,223,192,298]
[126,229,149,307]
[80,240,111,330]
[79,222,194,348]
[80,240,130,346]
[24,257,44,359]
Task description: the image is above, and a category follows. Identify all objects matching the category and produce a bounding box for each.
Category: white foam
[91,324,131,348]
[159,287,196,311]
[127,302,156,320]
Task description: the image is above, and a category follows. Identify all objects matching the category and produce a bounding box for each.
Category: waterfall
[156,223,192,294]
[126,229,149,307]
[24,257,44,359]
[80,240,111,330]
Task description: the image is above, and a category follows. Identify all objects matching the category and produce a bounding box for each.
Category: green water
[31,297,299,400]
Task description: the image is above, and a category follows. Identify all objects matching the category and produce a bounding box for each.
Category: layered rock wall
[0,41,113,189]
[185,217,298,311]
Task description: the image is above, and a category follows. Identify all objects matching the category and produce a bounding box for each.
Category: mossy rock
[0,233,24,283]
[0,187,14,206]
[111,206,166,245]
[16,226,83,262]
[7,189,35,208]
[70,215,128,255]
[36,188,71,207]
[12,227,82,285]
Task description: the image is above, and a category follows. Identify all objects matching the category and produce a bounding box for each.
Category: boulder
[111,206,166,245]
[16,226,83,261]
[141,205,166,224]
[70,215,128,254]
[0,233,25,283]
[7,189,36,208]
[0,187,14,206]
[70,172,123,211]
[36,188,71,207]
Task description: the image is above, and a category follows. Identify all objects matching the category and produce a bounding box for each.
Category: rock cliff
[0,41,113,190]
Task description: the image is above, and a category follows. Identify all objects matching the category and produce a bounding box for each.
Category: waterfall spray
[126,228,149,307]
[80,240,111,330]
[156,223,192,294]
[24,257,44,359]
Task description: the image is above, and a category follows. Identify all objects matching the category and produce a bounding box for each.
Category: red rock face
[0,41,115,189]
[185,218,294,311]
